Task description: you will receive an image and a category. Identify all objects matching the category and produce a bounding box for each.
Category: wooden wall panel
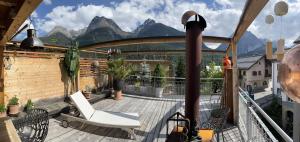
[79,58,108,91]
[4,56,68,105]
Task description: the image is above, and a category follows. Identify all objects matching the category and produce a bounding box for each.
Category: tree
[175,57,185,78]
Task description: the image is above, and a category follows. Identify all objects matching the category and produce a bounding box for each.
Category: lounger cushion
[70,91,95,119]
[89,110,140,128]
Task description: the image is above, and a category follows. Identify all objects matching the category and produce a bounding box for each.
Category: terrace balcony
[42,77,291,142]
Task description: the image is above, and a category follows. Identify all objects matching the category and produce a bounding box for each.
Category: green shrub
[8,96,19,105]
[0,104,6,112]
[25,99,34,110]
[152,64,166,87]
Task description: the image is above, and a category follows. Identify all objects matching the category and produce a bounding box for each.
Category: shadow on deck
[45,95,243,142]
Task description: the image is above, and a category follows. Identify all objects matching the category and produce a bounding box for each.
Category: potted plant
[8,95,19,115]
[0,104,7,118]
[107,58,131,100]
[24,99,34,112]
[82,85,92,99]
[152,64,166,97]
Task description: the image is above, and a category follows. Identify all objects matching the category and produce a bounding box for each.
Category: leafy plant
[8,96,19,105]
[64,42,80,80]
[25,99,34,110]
[64,42,80,94]
[175,57,185,78]
[140,62,151,84]
[0,104,6,112]
[85,85,93,92]
[107,58,131,80]
[152,64,166,87]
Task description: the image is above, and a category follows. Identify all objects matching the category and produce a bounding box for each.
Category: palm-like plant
[107,58,131,80]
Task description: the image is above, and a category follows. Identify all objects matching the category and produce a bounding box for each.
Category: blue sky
[17,0,300,48]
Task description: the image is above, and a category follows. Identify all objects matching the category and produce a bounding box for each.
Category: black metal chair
[13,109,49,142]
[201,107,230,142]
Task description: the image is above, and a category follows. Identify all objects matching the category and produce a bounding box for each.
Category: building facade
[238,55,272,93]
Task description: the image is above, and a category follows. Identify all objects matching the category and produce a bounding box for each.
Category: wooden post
[231,41,239,125]
[0,43,4,104]
[224,68,233,123]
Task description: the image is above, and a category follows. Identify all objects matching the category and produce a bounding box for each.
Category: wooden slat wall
[79,58,108,91]
[4,55,68,105]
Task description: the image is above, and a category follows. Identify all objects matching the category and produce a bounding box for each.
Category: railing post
[246,99,252,141]
[224,68,234,123]
[231,41,239,125]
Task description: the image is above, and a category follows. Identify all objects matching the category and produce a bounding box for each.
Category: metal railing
[239,88,293,142]
[123,76,223,100]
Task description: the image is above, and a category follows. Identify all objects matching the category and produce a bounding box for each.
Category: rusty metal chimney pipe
[182,11,206,139]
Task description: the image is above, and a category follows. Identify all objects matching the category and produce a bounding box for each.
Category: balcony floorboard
[45,95,243,142]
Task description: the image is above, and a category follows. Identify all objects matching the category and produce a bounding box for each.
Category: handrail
[239,87,293,142]
[127,75,223,80]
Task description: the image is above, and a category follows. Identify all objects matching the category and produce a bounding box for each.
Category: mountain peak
[48,26,72,38]
[86,16,124,34]
[134,18,156,34]
[144,18,155,25]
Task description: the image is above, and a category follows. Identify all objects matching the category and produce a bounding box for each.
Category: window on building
[243,71,246,76]
[258,71,261,75]
[263,81,268,86]
[288,97,294,102]
[258,62,261,65]
[252,71,257,76]
[254,82,257,87]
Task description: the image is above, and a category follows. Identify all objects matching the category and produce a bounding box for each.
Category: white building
[238,55,272,93]
[272,44,300,140]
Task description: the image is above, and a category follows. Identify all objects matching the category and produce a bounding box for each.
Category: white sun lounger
[60,91,140,139]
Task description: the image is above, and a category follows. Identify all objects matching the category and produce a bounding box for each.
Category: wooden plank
[0,118,22,142]
[79,36,232,51]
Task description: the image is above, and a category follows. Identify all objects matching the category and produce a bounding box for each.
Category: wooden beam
[231,41,239,125]
[0,1,17,7]
[79,36,232,51]
[225,0,269,51]
[6,42,108,54]
[0,0,43,44]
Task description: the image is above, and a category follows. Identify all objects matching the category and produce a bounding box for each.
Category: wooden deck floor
[45,95,243,142]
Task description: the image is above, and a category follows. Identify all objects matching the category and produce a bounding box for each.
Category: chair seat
[198,129,214,142]
[89,110,140,128]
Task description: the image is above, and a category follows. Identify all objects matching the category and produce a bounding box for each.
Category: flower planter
[114,90,123,100]
[82,91,92,99]
[8,105,19,115]
[0,112,7,118]
[113,80,124,100]
[154,87,164,98]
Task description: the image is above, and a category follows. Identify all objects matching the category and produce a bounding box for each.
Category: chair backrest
[70,91,95,120]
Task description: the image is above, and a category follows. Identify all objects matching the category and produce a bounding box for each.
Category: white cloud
[44,0,52,5]
[35,0,299,48]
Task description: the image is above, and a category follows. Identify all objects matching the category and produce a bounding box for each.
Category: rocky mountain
[217,31,264,55]
[40,16,218,50]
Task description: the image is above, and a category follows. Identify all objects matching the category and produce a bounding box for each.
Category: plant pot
[8,105,19,115]
[154,87,164,98]
[0,112,7,118]
[114,90,123,100]
[113,80,124,91]
[82,91,92,99]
